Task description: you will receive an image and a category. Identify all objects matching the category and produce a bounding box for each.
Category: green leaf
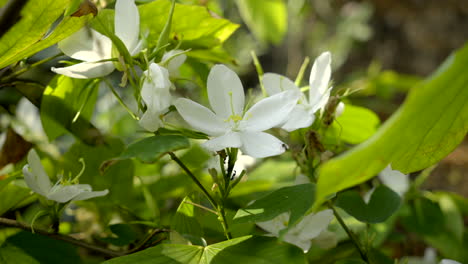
[335,185,401,223]
[93,0,238,50]
[235,0,287,44]
[0,0,92,69]
[171,195,204,245]
[233,183,315,225]
[120,135,190,163]
[102,224,138,246]
[315,43,468,208]
[325,104,380,144]
[63,138,134,205]
[103,235,306,264]
[0,180,31,216]
[40,75,100,143]
[437,193,464,242]
[0,244,39,264]
[6,231,80,264]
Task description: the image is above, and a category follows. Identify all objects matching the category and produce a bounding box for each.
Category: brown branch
[0,217,170,258]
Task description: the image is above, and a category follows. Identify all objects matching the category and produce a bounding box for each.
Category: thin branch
[183,200,218,215]
[0,216,123,257]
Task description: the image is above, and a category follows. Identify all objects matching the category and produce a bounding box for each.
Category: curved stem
[328,203,369,263]
[169,152,232,240]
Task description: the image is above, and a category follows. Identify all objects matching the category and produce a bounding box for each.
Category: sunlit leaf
[103,235,306,264]
[0,0,92,69]
[120,135,190,163]
[235,0,287,44]
[233,183,315,225]
[315,43,468,208]
[0,244,39,264]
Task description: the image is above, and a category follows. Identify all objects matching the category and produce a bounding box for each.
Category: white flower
[161,49,187,77]
[207,150,256,179]
[263,51,342,131]
[257,209,334,252]
[139,63,172,132]
[52,0,141,79]
[440,260,461,264]
[174,64,298,158]
[22,149,108,203]
[378,165,409,197]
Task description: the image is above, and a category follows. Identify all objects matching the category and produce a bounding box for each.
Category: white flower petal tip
[378,165,409,197]
[263,73,298,95]
[53,0,140,79]
[335,102,345,117]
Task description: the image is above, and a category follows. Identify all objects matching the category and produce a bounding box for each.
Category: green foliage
[171,195,204,245]
[235,0,287,44]
[0,178,31,216]
[102,224,138,246]
[0,0,92,69]
[0,244,39,264]
[234,183,315,225]
[315,43,468,208]
[335,185,401,223]
[40,75,99,142]
[325,104,380,145]
[119,135,190,163]
[104,235,306,264]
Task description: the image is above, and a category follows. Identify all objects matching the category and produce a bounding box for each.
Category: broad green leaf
[0,180,31,216]
[325,104,380,144]
[63,138,134,205]
[171,195,204,245]
[0,0,92,69]
[93,0,238,49]
[102,224,138,246]
[335,259,366,264]
[335,185,401,223]
[0,244,39,264]
[437,193,464,242]
[315,43,468,208]
[235,0,287,44]
[40,75,100,142]
[103,235,306,264]
[233,183,315,225]
[6,231,80,264]
[120,135,190,163]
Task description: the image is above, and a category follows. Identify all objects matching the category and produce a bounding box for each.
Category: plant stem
[0,216,123,257]
[168,152,217,208]
[168,152,232,240]
[0,53,62,82]
[328,203,369,263]
[103,78,139,120]
[250,50,267,97]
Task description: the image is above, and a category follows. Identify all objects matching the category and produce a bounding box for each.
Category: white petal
[141,64,172,121]
[239,131,286,158]
[162,50,187,76]
[51,61,115,79]
[202,132,242,152]
[23,149,51,196]
[47,185,85,203]
[263,73,298,95]
[256,212,289,236]
[281,105,315,132]
[309,52,331,104]
[378,165,409,196]
[174,98,227,136]
[282,234,311,253]
[241,90,299,132]
[139,110,165,132]
[72,189,109,201]
[335,102,345,117]
[115,0,140,51]
[440,260,461,264]
[58,28,112,61]
[310,89,330,113]
[290,209,334,241]
[207,65,245,119]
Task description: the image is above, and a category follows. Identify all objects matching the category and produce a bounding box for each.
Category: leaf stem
[103,78,139,120]
[0,53,63,82]
[250,50,267,97]
[168,152,232,240]
[328,203,369,263]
